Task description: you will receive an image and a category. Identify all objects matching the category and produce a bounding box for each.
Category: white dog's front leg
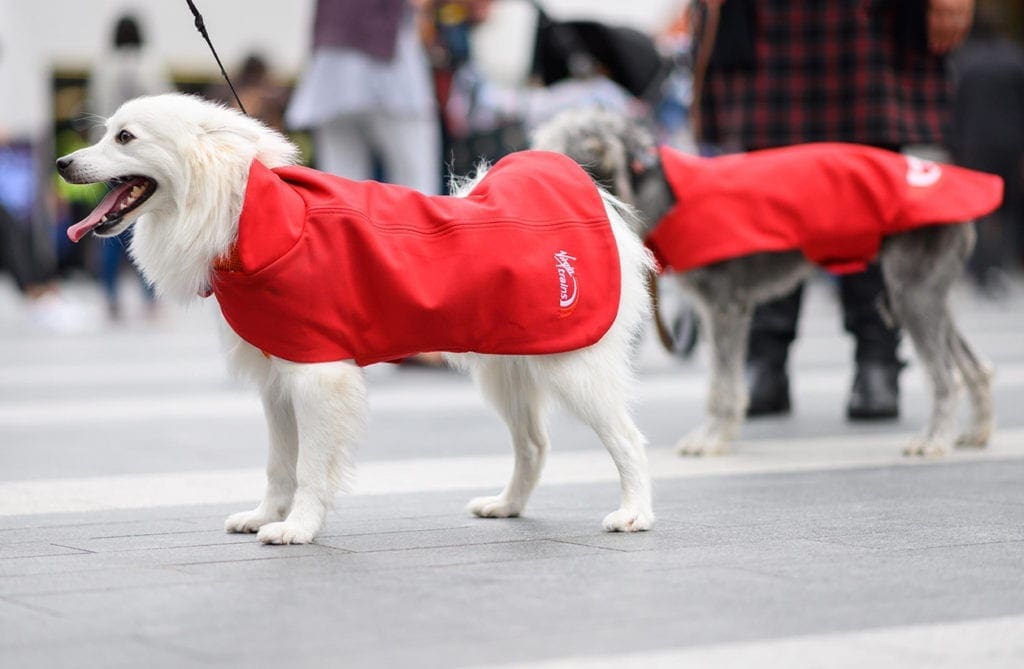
[225,390,298,534]
[257,361,367,545]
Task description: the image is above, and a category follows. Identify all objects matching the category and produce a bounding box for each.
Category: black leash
[184,0,248,115]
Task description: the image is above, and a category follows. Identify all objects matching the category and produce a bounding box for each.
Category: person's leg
[313,115,374,181]
[370,113,441,194]
[746,283,803,415]
[100,235,123,319]
[840,263,902,419]
[967,147,1021,293]
[0,202,52,294]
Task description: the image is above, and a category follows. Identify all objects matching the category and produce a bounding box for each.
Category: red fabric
[210,151,620,365]
[648,143,1004,274]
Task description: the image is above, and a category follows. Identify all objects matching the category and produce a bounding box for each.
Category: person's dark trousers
[0,203,47,293]
[745,283,801,416]
[961,145,1023,291]
[746,263,902,419]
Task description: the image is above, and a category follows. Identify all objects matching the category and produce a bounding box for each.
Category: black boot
[840,266,902,421]
[746,358,791,416]
[847,360,902,420]
[746,287,802,417]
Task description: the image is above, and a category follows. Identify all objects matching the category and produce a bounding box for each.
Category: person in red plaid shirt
[694,0,975,420]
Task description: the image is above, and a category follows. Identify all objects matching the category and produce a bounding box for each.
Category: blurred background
[3,6,1024,665]
[0,0,1022,332]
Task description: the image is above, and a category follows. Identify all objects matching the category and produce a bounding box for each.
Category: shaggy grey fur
[532,109,993,456]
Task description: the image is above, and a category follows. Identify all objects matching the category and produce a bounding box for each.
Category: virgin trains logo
[906,155,942,188]
[554,250,579,315]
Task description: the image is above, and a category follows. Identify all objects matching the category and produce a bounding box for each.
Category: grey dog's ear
[620,122,658,175]
[580,136,608,160]
[630,146,659,175]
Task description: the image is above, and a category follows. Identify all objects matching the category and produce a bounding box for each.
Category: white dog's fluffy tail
[599,188,657,358]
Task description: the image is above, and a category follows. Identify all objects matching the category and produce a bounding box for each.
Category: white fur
[59,94,655,543]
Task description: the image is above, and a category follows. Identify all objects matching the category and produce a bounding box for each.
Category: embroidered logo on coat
[906,155,942,188]
[554,250,579,315]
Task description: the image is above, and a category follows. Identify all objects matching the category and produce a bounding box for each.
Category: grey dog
[533,109,995,457]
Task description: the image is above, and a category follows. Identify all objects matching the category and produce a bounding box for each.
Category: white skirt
[285,16,435,128]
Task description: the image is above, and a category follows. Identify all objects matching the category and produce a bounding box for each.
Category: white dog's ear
[200,121,260,144]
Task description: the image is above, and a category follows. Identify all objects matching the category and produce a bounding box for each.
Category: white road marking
[1,428,1022,516]
[2,363,1024,427]
[491,614,1024,669]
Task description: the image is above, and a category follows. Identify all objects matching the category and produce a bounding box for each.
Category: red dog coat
[647,143,1004,274]
[209,151,620,365]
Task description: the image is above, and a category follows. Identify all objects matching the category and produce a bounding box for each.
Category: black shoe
[746,361,791,417]
[847,360,901,420]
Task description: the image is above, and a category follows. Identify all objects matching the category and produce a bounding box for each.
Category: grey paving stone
[0,542,92,559]
[0,565,212,599]
[1,636,206,669]
[0,540,332,578]
[0,514,213,541]
[51,529,255,553]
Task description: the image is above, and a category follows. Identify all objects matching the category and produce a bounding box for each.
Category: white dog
[57,94,655,543]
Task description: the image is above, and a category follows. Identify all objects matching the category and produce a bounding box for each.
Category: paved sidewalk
[1,276,1023,668]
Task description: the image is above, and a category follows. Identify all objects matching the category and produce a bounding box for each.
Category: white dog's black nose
[56,156,73,176]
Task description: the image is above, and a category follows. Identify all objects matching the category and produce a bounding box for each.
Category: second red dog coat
[647,143,1004,275]
[209,151,621,365]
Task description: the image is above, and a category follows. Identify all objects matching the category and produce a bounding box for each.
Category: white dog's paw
[467,495,522,519]
[602,507,653,533]
[225,509,284,534]
[902,438,948,458]
[676,429,730,457]
[256,521,316,545]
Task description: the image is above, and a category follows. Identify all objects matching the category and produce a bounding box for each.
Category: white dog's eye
[116,129,136,145]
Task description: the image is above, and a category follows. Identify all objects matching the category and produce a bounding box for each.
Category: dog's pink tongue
[66,182,134,243]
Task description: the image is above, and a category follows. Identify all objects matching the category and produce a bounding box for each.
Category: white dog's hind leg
[225,390,298,533]
[545,350,653,532]
[678,303,752,456]
[257,361,367,544]
[466,358,550,519]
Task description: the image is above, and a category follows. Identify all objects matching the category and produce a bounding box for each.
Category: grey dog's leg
[896,298,959,456]
[950,325,994,448]
[883,226,974,456]
[467,358,551,519]
[678,301,753,455]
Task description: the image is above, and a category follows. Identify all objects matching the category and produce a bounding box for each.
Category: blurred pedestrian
[287,0,444,366]
[420,0,522,183]
[2,19,96,335]
[286,0,441,195]
[951,5,1024,294]
[86,13,171,321]
[210,52,289,132]
[0,138,92,333]
[693,0,973,420]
